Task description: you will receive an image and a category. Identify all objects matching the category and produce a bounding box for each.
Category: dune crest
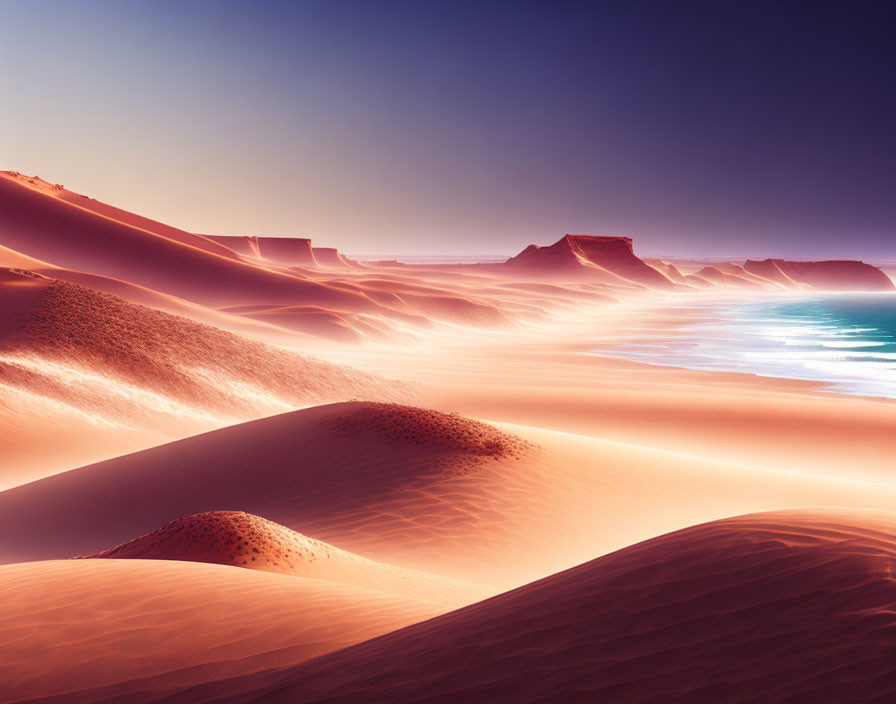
[0,171,239,260]
[317,402,534,473]
[0,174,385,311]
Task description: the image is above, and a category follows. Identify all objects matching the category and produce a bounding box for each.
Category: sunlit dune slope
[0,244,319,345]
[6,402,896,590]
[159,509,896,704]
[0,174,383,310]
[84,510,487,603]
[0,171,239,260]
[0,244,55,270]
[0,272,411,487]
[0,559,455,704]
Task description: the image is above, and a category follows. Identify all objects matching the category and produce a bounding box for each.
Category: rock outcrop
[505,235,673,288]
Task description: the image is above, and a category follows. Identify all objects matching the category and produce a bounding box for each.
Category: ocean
[606,293,896,398]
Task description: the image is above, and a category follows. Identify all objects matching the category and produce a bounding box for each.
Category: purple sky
[1,1,894,258]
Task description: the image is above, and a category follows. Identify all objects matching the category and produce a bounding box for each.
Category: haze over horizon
[2,0,894,258]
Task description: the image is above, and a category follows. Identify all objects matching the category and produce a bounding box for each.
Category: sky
[1,0,894,258]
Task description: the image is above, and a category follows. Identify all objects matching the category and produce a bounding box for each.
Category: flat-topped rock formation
[312,246,359,268]
[505,234,674,288]
[743,258,895,291]
[205,235,319,266]
[203,237,362,269]
[669,256,894,291]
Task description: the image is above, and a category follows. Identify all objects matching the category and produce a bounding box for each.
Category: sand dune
[0,172,239,260]
[694,264,765,288]
[0,272,407,417]
[0,174,384,311]
[221,303,414,344]
[644,257,687,283]
[0,272,411,487]
[6,401,896,590]
[84,510,487,603]
[0,559,457,704]
[142,509,896,704]
[33,267,313,345]
[0,244,56,270]
[1,243,324,346]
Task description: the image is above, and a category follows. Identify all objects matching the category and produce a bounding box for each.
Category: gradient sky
[1,0,894,258]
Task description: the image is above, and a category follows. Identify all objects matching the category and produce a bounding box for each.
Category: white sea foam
[597,294,896,398]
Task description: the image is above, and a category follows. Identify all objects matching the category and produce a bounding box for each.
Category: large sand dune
[0,174,383,311]
[0,272,411,487]
[0,172,239,260]
[141,509,896,704]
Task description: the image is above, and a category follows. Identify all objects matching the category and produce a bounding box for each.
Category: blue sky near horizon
[1,0,894,258]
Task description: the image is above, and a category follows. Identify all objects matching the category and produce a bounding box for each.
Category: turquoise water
[608,293,896,398]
